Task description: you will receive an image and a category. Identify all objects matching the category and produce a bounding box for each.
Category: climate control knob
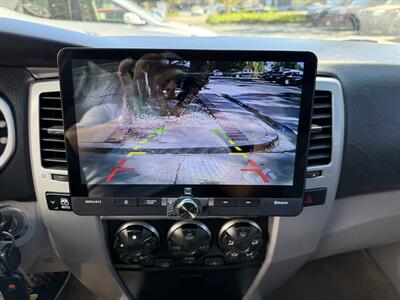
[218,219,263,263]
[114,222,159,265]
[167,221,211,257]
[174,197,201,220]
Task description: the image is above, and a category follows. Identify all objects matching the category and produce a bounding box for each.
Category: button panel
[219,220,263,263]
[46,193,72,211]
[214,198,236,207]
[139,198,162,207]
[237,198,260,207]
[213,198,260,208]
[114,222,159,265]
[110,218,266,269]
[303,188,327,207]
[204,256,224,267]
[72,196,305,217]
[115,198,137,207]
[155,259,174,269]
[181,256,197,265]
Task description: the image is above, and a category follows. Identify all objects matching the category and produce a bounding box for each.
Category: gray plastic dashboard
[0,17,399,300]
[0,17,399,200]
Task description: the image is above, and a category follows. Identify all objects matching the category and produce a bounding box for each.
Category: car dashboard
[0,17,399,300]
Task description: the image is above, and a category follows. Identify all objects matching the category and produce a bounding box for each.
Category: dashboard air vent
[0,109,7,157]
[308,90,332,167]
[0,98,15,169]
[39,92,67,170]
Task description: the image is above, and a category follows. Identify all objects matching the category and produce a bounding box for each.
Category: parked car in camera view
[263,69,303,86]
[263,70,283,82]
[212,70,223,76]
[358,0,400,35]
[191,5,205,16]
[307,0,350,25]
[234,68,256,79]
[323,0,386,31]
[0,0,216,37]
[281,70,304,86]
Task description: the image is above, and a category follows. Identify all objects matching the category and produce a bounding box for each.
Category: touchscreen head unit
[58,49,316,216]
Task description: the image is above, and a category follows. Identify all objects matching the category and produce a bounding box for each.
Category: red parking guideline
[104,159,135,183]
[241,159,270,183]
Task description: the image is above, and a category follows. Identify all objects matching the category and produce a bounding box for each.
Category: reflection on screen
[68,53,304,186]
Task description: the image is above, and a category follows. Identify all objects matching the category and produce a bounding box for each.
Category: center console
[110,218,266,268]
[45,48,318,299]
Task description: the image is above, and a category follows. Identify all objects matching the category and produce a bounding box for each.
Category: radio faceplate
[71,196,302,217]
[58,49,317,217]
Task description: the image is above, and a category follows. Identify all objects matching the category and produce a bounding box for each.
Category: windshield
[350,0,369,6]
[385,0,400,4]
[327,0,346,5]
[1,0,399,43]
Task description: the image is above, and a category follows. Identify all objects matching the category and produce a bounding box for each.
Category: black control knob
[0,207,27,239]
[167,221,211,257]
[174,197,201,220]
[114,222,159,265]
[218,219,263,263]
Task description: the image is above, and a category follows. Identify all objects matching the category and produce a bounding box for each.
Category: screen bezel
[58,48,317,199]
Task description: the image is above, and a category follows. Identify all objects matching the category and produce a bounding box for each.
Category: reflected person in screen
[66,53,185,147]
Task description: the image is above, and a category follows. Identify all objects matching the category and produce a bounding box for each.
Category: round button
[167,221,211,257]
[226,251,241,262]
[174,197,201,220]
[120,253,134,264]
[220,233,236,250]
[244,250,258,261]
[114,222,159,265]
[218,219,264,263]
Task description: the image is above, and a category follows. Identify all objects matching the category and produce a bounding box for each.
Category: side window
[74,0,98,22]
[21,0,73,20]
[93,0,127,23]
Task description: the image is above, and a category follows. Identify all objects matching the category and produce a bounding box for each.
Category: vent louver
[0,98,15,169]
[308,90,332,167]
[39,92,67,170]
[0,110,7,158]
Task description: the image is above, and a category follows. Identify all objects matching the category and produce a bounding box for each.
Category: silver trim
[0,97,16,169]
[244,77,345,300]
[218,219,263,242]
[27,67,59,80]
[29,77,344,300]
[175,197,201,220]
[29,81,129,300]
[167,220,211,241]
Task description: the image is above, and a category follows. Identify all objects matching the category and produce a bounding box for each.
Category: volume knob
[174,197,201,220]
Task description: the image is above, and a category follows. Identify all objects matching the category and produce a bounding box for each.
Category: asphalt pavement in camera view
[81,79,301,186]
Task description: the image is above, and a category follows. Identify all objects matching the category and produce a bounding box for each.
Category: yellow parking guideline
[139,139,149,144]
[133,146,141,150]
[235,146,242,151]
[155,127,165,134]
[210,129,223,133]
[228,140,236,145]
[229,153,249,158]
[127,151,146,157]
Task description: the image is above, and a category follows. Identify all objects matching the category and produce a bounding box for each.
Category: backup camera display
[69,53,304,187]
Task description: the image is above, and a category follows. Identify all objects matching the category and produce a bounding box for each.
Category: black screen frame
[58,48,317,199]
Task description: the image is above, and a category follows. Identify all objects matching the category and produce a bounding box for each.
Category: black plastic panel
[108,219,266,300]
[108,219,267,269]
[0,67,35,201]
